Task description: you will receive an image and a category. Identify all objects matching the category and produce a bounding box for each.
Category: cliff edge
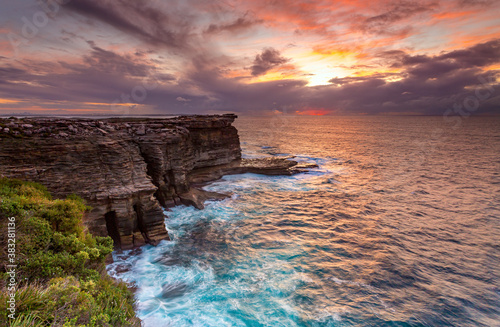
[0,114,240,250]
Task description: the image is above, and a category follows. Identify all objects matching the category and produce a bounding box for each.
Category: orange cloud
[311,47,357,58]
[432,10,476,20]
[0,99,21,104]
[452,31,500,49]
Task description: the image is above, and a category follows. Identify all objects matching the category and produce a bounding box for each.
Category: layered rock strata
[0,115,240,250]
[0,115,316,250]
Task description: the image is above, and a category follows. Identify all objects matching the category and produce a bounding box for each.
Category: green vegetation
[0,178,140,326]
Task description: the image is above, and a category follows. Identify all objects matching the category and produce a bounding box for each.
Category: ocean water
[107,116,500,326]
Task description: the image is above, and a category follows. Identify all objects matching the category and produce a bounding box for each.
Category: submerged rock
[159,282,189,299]
[114,263,133,274]
[152,255,184,266]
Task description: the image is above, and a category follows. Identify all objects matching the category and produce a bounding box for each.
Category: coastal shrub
[0,178,140,326]
[1,276,138,326]
[38,198,86,236]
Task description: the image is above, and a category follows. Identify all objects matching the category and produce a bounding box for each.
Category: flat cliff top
[0,114,237,138]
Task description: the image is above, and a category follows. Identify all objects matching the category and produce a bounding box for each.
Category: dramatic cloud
[0,38,499,115]
[250,48,290,76]
[0,0,499,115]
[355,1,438,35]
[205,17,263,34]
[81,42,152,77]
[64,0,192,49]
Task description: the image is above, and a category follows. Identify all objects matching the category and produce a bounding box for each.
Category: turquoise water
[108,116,500,326]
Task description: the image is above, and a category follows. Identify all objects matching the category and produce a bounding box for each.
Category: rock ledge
[0,114,317,250]
[0,115,239,250]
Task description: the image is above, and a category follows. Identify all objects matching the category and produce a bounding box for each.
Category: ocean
[107,116,500,326]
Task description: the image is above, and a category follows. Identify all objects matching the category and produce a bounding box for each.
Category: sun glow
[306,70,339,86]
[294,51,353,86]
[295,108,330,115]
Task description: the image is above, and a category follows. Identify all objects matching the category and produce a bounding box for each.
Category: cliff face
[0,115,240,250]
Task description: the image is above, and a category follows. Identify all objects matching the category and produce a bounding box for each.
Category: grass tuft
[0,178,140,326]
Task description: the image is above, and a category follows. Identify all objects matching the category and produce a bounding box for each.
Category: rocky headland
[0,115,315,250]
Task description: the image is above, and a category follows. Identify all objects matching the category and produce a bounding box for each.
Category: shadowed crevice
[104,210,121,250]
[133,203,152,245]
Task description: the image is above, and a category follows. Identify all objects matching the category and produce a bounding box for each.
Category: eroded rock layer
[0,114,240,250]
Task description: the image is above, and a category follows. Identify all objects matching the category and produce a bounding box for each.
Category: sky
[0,0,499,116]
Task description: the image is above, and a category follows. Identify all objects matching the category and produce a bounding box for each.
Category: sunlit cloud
[0,0,499,115]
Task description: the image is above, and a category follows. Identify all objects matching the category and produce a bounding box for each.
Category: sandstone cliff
[0,114,316,250]
[0,115,240,250]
